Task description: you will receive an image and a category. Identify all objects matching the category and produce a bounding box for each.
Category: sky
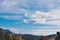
[0,0,60,36]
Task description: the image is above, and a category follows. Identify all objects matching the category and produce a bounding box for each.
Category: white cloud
[0,0,28,14]
[31,29,60,36]
[37,0,60,10]
[47,20,60,25]
[27,9,60,25]
[0,0,60,13]
[31,30,57,36]
[8,28,19,32]
[23,19,29,23]
[28,11,50,24]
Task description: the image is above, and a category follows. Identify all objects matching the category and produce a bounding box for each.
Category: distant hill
[3,30,12,33]
[0,28,57,40]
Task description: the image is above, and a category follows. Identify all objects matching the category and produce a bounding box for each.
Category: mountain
[0,28,58,40]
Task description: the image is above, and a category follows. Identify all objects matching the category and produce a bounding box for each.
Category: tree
[55,32,60,40]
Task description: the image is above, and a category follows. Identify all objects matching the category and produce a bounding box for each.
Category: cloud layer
[0,0,60,35]
[0,0,60,25]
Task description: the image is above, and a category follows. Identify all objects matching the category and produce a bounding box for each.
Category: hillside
[0,28,58,40]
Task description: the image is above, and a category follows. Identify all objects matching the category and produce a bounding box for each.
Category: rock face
[49,37,55,40]
[5,32,14,40]
[14,34,22,40]
[0,28,5,40]
[0,28,23,40]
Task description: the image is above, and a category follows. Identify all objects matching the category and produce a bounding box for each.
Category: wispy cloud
[0,0,60,24]
[0,0,60,13]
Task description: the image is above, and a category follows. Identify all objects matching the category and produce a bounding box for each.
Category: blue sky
[0,0,60,35]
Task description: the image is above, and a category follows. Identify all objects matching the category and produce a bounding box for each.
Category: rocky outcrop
[14,34,23,40]
[0,28,5,40]
[5,32,14,40]
[0,28,23,40]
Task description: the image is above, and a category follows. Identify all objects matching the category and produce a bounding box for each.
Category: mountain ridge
[0,28,57,40]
